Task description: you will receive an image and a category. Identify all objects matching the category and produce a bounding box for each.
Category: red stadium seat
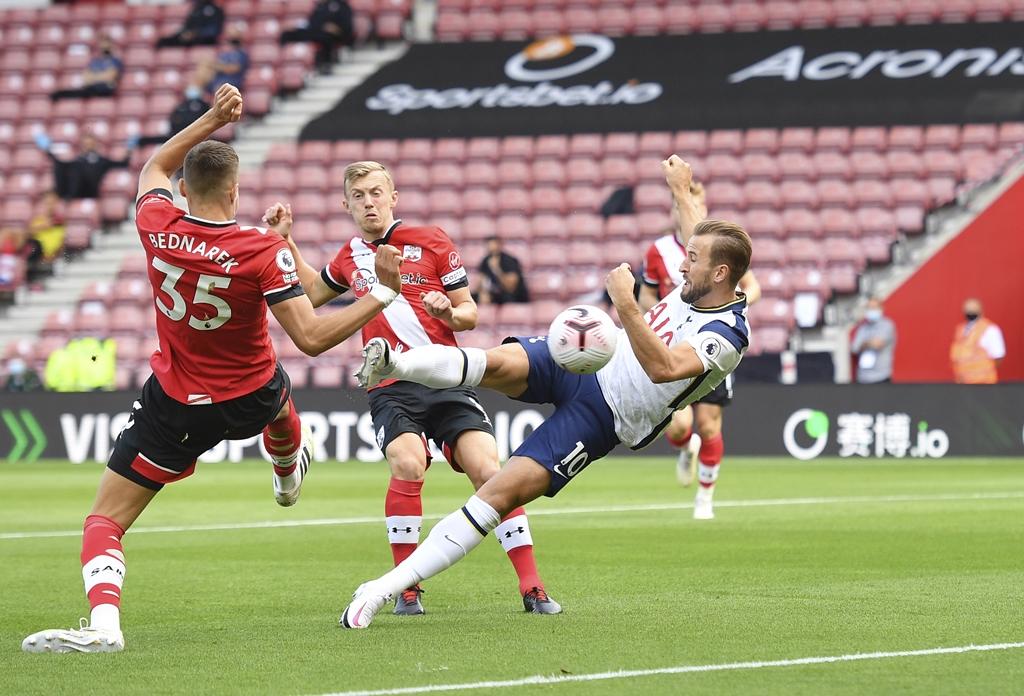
[298,140,333,167]
[604,215,639,242]
[778,152,817,180]
[780,180,820,209]
[826,264,860,295]
[856,208,897,238]
[674,130,708,157]
[598,6,633,35]
[393,162,430,191]
[825,237,866,269]
[463,187,497,216]
[695,3,734,32]
[765,1,801,29]
[815,127,852,153]
[564,7,599,33]
[733,2,767,31]
[743,128,779,154]
[815,178,856,207]
[779,127,815,153]
[895,205,926,234]
[974,0,1010,21]
[500,136,534,162]
[708,129,744,155]
[568,133,604,159]
[862,234,893,263]
[600,156,636,186]
[782,209,822,238]
[532,8,567,37]
[462,214,497,242]
[565,185,603,213]
[833,0,869,26]
[886,150,925,179]
[853,179,894,207]
[566,157,601,187]
[848,151,887,179]
[745,208,785,239]
[332,140,365,163]
[851,126,888,152]
[532,159,566,187]
[744,181,781,210]
[922,150,962,178]
[866,0,904,24]
[961,123,998,150]
[428,189,464,217]
[815,152,855,180]
[366,139,399,166]
[464,161,498,188]
[890,178,929,207]
[467,137,501,162]
[747,298,796,330]
[705,154,744,182]
[741,153,780,181]
[924,124,961,151]
[467,9,499,41]
[751,239,788,269]
[638,131,673,157]
[663,4,695,33]
[435,11,469,41]
[706,181,745,210]
[430,161,466,190]
[631,4,666,34]
[530,186,565,215]
[495,213,531,240]
[497,160,532,188]
[888,125,924,151]
[819,206,860,239]
[633,182,671,213]
[904,0,941,22]
[497,8,533,40]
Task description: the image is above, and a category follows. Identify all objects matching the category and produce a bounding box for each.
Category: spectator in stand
[35,132,136,201]
[0,191,66,278]
[280,0,354,74]
[138,85,211,146]
[950,298,1005,384]
[195,26,249,95]
[50,36,122,101]
[851,297,897,384]
[472,236,529,305]
[157,0,225,48]
[5,358,43,393]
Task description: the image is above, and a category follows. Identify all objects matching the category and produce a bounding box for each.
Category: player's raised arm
[607,263,706,383]
[663,155,704,238]
[270,244,403,356]
[264,202,340,308]
[137,84,242,199]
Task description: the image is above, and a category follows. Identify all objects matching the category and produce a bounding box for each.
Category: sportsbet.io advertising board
[301,21,1024,140]
[3,385,1024,463]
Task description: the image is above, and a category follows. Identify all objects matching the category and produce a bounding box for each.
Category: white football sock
[391,345,487,388]
[373,496,501,595]
[494,512,533,552]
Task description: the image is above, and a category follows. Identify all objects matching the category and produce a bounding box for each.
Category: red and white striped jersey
[642,233,686,300]
[321,220,469,389]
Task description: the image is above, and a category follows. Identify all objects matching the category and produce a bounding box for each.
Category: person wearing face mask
[851,297,897,384]
[157,0,225,48]
[137,85,212,147]
[50,36,123,101]
[5,358,43,393]
[196,26,249,95]
[950,298,1004,384]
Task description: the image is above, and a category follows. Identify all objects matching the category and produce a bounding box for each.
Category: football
[547,305,618,375]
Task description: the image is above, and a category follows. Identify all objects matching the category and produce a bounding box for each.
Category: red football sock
[386,478,423,567]
[263,399,302,476]
[81,515,126,621]
[495,506,543,595]
[698,433,724,488]
[666,428,693,450]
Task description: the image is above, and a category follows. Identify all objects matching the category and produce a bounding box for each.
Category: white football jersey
[596,289,749,449]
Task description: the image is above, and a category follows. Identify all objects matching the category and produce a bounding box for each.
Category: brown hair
[693,219,752,287]
[343,161,395,197]
[182,141,239,200]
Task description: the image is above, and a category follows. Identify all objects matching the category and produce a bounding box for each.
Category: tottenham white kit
[596,290,749,450]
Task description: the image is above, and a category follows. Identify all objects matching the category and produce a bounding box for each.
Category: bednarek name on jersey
[596,290,749,450]
[146,233,240,273]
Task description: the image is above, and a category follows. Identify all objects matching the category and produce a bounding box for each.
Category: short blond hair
[343,161,395,197]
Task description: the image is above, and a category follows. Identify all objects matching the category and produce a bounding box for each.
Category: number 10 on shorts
[555,441,589,480]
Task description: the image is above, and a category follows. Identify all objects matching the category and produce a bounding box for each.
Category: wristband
[369,284,398,307]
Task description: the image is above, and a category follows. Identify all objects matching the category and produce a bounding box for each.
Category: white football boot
[273,423,313,507]
[355,337,395,389]
[693,485,715,520]
[23,619,124,653]
[340,582,393,629]
[676,433,701,487]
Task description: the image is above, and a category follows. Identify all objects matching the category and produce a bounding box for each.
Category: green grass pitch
[2,457,1023,695]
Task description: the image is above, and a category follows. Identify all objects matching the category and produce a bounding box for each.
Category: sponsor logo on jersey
[276,248,297,273]
[440,267,467,286]
[350,268,377,297]
[401,271,430,285]
[448,251,461,269]
[403,245,422,262]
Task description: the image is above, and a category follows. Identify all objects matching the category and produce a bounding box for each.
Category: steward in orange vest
[950,302,1001,384]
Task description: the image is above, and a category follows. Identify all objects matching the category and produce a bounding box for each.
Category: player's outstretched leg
[495,507,561,614]
[694,433,723,520]
[266,399,313,507]
[356,338,488,390]
[23,514,127,653]
[342,495,500,629]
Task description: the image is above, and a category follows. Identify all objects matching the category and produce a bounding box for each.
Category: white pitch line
[313,642,1024,696]
[2,491,1023,540]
